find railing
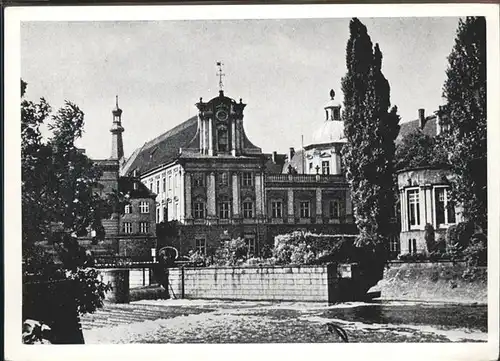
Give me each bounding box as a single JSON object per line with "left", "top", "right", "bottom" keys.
{"left": 265, "top": 174, "right": 346, "bottom": 184}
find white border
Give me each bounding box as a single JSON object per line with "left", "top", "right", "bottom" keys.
{"left": 5, "top": 4, "right": 500, "bottom": 361}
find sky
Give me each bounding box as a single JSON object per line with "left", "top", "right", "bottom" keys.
{"left": 21, "top": 17, "right": 460, "bottom": 160}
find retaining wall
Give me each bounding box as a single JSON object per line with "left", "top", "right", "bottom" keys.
{"left": 168, "top": 264, "right": 352, "bottom": 302}
{"left": 369, "top": 261, "right": 487, "bottom": 303}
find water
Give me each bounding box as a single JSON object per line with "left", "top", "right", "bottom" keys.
{"left": 319, "top": 301, "right": 487, "bottom": 332}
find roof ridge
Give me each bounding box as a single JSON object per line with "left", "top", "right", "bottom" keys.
{"left": 142, "top": 116, "right": 198, "bottom": 150}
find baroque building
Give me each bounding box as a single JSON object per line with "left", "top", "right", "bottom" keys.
{"left": 120, "top": 88, "right": 356, "bottom": 258}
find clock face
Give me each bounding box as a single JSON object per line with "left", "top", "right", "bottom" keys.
{"left": 216, "top": 109, "right": 228, "bottom": 121}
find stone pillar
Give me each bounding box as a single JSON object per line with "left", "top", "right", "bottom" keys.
{"left": 103, "top": 269, "right": 130, "bottom": 303}
{"left": 345, "top": 188, "right": 352, "bottom": 216}
{"left": 255, "top": 173, "right": 264, "bottom": 217}
{"left": 208, "top": 118, "right": 213, "bottom": 156}
{"left": 235, "top": 119, "right": 241, "bottom": 153}
{"left": 419, "top": 187, "right": 426, "bottom": 230}
{"left": 315, "top": 188, "right": 323, "bottom": 223}
{"left": 184, "top": 172, "right": 192, "bottom": 220}
{"left": 231, "top": 119, "right": 237, "bottom": 156}
{"left": 207, "top": 172, "right": 216, "bottom": 217}
{"left": 423, "top": 185, "right": 433, "bottom": 227}
{"left": 287, "top": 189, "right": 294, "bottom": 223}
{"left": 199, "top": 117, "right": 204, "bottom": 152}
{"left": 232, "top": 172, "right": 240, "bottom": 217}
{"left": 400, "top": 189, "right": 407, "bottom": 232}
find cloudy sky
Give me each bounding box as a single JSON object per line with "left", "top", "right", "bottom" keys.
{"left": 21, "top": 17, "right": 460, "bottom": 159}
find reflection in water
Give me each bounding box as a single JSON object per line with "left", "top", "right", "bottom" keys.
{"left": 320, "top": 303, "right": 487, "bottom": 332}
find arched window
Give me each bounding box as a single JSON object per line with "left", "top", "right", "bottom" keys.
{"left": 217, "top": 126, "right": 229, "bottom": 152}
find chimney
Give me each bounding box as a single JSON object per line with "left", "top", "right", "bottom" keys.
{"left": 418, "top": 108, "right": 426, "bottom": 129}
{"left": 272, "top": 151, "right": 277, "bottom": 163}
{"left": 289, "top": 147, "right": 295, "bottom": 160}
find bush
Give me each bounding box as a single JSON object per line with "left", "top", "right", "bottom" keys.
{"left": 212, "top": 237, "right": 249, "bottom": 266}
{"left": 397, "top": 252, "right": 427, "bottom": 261}
{"left": 446, "top": 221, "right": 475, "bottom": 248}
{"left": 424, "top": 223, "right": 436, "bottom": 253}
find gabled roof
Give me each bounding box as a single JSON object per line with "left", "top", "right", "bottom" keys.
{"left": 121, "top": 116, "right": 198, "bottom": 176}
{"left": 263, "top": 153, "right": 287, "bottom": 174}
{"left": 282, "top": 149, "right": 306, "bottom": 174}
{"left": 118, "top": 176, "right": 155, "bottom": 198}
{"left": 396, "top": 115, "right": 438, "bottom": 144}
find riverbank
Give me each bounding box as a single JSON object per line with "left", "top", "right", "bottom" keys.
{"left": 369, "top": 261, "right": 487, "bottom": 304}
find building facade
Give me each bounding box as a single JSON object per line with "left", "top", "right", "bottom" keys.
{"left": 121, "top": 89, "right": 356, "bottom": 257}
{"left": 396, "top": 108, "right": 462, "bottom": 255}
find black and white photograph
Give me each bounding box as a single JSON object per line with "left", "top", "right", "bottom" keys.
{"left": 4, "top": 3, "right": 499, "bottom": 361}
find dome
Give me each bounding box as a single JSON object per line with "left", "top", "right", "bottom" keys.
{"left": 312, "top": 120, "right": 346, "bottom": 144}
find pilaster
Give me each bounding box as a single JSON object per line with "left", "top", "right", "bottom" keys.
{"left": 315, "top": 188, "right": 323, "bottom": 223}
{"left": 232, "top": 172, "right": 240, "bottom": 217}
{"left": 287, "top": 189, "right": 294, "bottom": 223}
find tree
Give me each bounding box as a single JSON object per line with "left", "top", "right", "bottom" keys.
{"left": 395, "top": 130, "right": 448, "bottom": 170}
{"left": 22, "top": 80, "right": 113, "bottom": 343}
{"left": 441, "top": 16, "right": 487, "bottom": 231}
{"left": 341, "top": 18, "right": 400, "bottom": 250}
{"left": 22, "top": 82, "right": 112, "bottom": 264}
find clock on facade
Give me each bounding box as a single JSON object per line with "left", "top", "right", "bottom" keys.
{"left": 216, "top": 109, "right": 229, "bottom": 121}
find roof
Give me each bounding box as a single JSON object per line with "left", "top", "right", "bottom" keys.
{"left": 118, "top": 176, "right": 155, "bottom": 198}
{"left": 282, "top": 149, "right": 306, "bottom": 174}
{"left": 312, "top": 120, "right": 346, "bottom": 144}
{"left": 396, "top": 115, "right": 438, "bottom": 144}
{"left": 263, "top": 153, "right": 287, "bottom": 174}
{"left": 121, "top": 116, "right": 198, "bottom": 176}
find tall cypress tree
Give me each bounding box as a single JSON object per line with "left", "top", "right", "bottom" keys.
{"left": 441, "top": 16, "right": 487, "bottom": 231}
{"left": 341, "top": 18, "right": 400, "bottom": 248}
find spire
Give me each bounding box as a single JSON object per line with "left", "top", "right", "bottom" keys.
{"left": 216, "top": 61, "right": 225, "bottom": 94}
{"left": 110, "top": 95, "right": 124, "bottom": 160}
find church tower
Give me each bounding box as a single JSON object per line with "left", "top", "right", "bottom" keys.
{"left": 110, "top": 96, "right": 124, "bottom": 160}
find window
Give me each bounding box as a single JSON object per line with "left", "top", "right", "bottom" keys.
{"left": 193, "top": 173, "right": 205, "bottom": 187}
{"left": 435, "top": 187, "right": 456, "bottom": 226}
{"left": 322, "top": 161, "right": 330, "bottom": 175}
{"left": 243, "top": 201, "right": 254, "bottom": 218}
{"left": 408, "top": 238, "right": 417, "bottom": 254}
{"left": 241, "top": 172, "right": 253, "bottom": 187}
{"left": 219, "top": 172, "right": 229, "bottom": 186}
{"left": 245, "top": 235, "right": 256, "bottom": 256}
{"left": 219, "top": 201, "right": 230, "bottom": 219}
{"left": 162, "top": 178, "right": 166, "bottom": 193}
{"left": 139, "top": 222, "right": 150, "bottom": 234}
{"left": 139, "top": 201, "right": 149, "bottom": 214}
{"left": 407, "top": 189, "right": 420, "bottom": 228}
{"left": 195, "top": 238, "right": 206, "bottom": 255}
{"left": 174, "top": 173, "right": 179, "bottom": 190}
{"left": 271, "top": 200, "right": 283, "bottom": 218}
{"left": 122, "top": 222, "right": 132, "bottom": 234}
{"left": 329, "top": 200, "right": 340, "bottom": 219}
{"left": 168, "top": 176, "right": 172, "bottom": 190}
{"left": 299, "top": 201, "right": 310, "bottom": 218}
{"left": 309, "top": 163, "right": 313, "bottom": 171}
{"left": 194, "top": 201, "right": 205, "bottom": 219}
{"left": 156, "top": 208, "right": 160, "bottom": 223}
{"left": 163, "top": 206, "right": 168, "bottom": 222}
{"left": 156, "top": 180, "right": 160, "bottom": 194}
{"left": 333, "top": 107, "right": 341, "bottom": 120}
{"left": 217, "top": 126, "right": 229, "bottom": 152}
{"left": 124, "top": 204, "right": 132, "bottom": 214}
{"left": 149, "top": 182, "right": 153, "bottom": 192}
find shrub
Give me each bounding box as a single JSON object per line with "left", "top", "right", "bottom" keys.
{"left": 424, "top": 223, "right": 436, "bottom": 253}
{"left": 212, "top": 237, "right": 249, "bottom": 266}
{"left": 446, "top": 221, "right": 475, "bottom": 248}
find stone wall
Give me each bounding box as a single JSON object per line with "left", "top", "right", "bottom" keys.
{"left": 369, "top": 261, "right": 487, "bottom": 303}
{"left": 168, "top": 264, "right": 345, "bottom": 302}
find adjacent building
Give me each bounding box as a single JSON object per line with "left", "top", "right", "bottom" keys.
{"left": 396, "top": 108, "right": 462, "bottom": 255}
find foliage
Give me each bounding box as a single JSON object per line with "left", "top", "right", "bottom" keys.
{"left": 441, "top": 17, "right": 487, "bottom": 231}
{"left": 446, "top": 221, "right": 475, "bottom": 248}
{"left": 272, "top": 231, "right": 359, "bottom": 265}
{"left": 395, "top": 130, "right": 448, "bottom": 170}
{"left": 463, "top": 232, "right": 487, "bottom": 268}
{"left": 341, "top": 18, "right": 400, "bottom": 249}
{"left": 212, "top": 237, "right": 249, "bottom": 266}
{"left": 424, "top": 223, "right": 436, "bottom": 253}
{"left": 21, "top": 80, "right": 112, "bottom": 318}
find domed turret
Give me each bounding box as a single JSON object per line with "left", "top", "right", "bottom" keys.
{"left": 311, "top": 90, "right": 345, "bottom": 144}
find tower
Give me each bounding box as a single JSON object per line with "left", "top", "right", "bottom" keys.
{"left": 110, "top": 95, "right": 124, "bottom": 160}
{"left": 324, "top": 89, "right": 342, "bottom": 121}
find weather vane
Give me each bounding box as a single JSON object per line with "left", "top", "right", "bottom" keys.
{"left": 216, "top": 61, "right": 225, "bottom": 91}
